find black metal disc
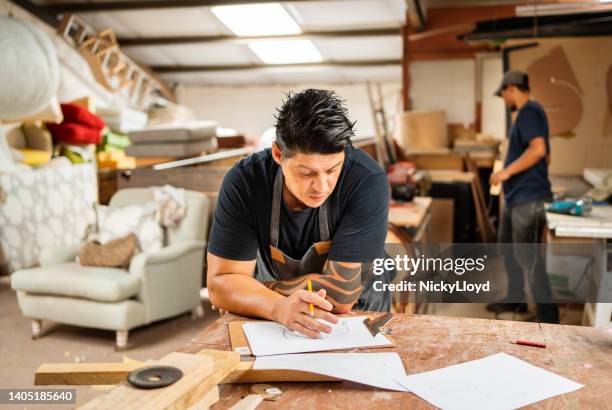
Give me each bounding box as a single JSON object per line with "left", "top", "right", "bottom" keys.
{"left": 127, "top": 366, "right": 183, "bottom": 389}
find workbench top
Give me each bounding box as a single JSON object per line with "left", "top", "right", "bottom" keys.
{"left": 547, "top": 205, "right": 612, "bottom": 238}
{"left": 178, "top": 313, "right": 612, "bottom": 409}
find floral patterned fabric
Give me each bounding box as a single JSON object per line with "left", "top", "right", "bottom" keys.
{"left": 0, "top": 163, "right": 97, "bottom": 274}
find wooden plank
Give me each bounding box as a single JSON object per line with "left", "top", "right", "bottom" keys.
{"left": 402, "top": 19, "right": 412, "bottom": 112}
{"left": 80, "top": 352, "right": 214, "bottom": 409}
{"left": 465, "top": 154, "right": 495, "bottom": 242}
{"left": 221, "top": 361, "right": 340, "bottom": 384}
{"left": 36, "top": 350, "right": 240, "bottom": 388}
{"left": 228, "top": 321, "right": 252, "bottom": 356}
{"left": 187, "top": 386, "right": 219, "bottom": 410}
{"left": 35, "top": 362, "right": 142, "bottom": 385}
{"left": 428, "top": 170, "right": 475, "bottom": 183}
{"left": 195, "top": 349, "right": 241, "bottom": 387}
{"left": 152, "top": 148, "right": 252, "bottom": 170}
{"left": 118, "top": 166, "right": 231, "bottom": 193}
{"left": 177, "top": 345, "right": 340, "bottom": 383}
{"left": 489, "top": 159, "right": 503, "bottom": 196}
{"left": 389, "top": 205, "right": 427, "bottom": 228}
{"left": 229, "top": 394, "right": 263, "bottom": 410}
{"left": 407, "top": 153, "right": 465, "bottom": 171}
{"left": 388, "top": 197, "right": 432, "bottom": 228}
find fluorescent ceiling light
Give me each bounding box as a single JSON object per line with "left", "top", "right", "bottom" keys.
{"left": 248, "top": 40, "right": 323, "bottom": 64}
{"left": 211, "top": 3, "right": 301, "bottom": 37}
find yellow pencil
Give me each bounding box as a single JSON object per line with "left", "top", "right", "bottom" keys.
{"left": 307, "top": 279, "right": 315, "bottom": 316}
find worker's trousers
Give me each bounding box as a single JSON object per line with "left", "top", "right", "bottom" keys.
{"left": 499, "top": 200, "right": 559, "bottom": 323}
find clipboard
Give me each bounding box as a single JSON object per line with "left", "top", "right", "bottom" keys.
{"left": 228, "top": 319, "right": 396, "bottom": 357}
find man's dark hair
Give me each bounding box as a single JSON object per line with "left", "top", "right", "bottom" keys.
{"left": 274, "top": 89, "right": 355, "bottom": 156}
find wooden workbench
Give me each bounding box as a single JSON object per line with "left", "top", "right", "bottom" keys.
{"left": 546, "top": 206, "right": 612, "bottom": 329}
{"left": 177, "top": 313, "right": 612, "bottom": 409}
{"left": 388, "top": 196, "right": 432, "bottom": 229}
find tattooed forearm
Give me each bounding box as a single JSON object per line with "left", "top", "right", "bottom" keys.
{"left": 265, "top": 260, "right": 363, "bottom": 305}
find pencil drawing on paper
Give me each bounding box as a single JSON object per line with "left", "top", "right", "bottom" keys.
{"left": 283, "top": 319, "right": 349, "bottom": 339}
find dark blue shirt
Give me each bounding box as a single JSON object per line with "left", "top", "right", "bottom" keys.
{"left": 208, "top": 146, "right": 389, "bottom": 267}
{"left": 503, "top": 100, "right": 553, "bottom": 208}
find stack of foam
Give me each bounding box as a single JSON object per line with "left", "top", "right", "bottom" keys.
{"left": 97, "top": 108, "right": 148, "bottom": 133}
{"left": 96, "top": 130, "right": 135, "bottom": 169}
{"left": 126, "top": 121, "right": 218, "bottom": 158}
{"left": 46, "top": 103, "right": 104, "bottom": 164}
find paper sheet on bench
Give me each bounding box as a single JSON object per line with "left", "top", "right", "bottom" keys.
{"left": 396, "top": 352, "right": 583, "bottom": 410}
{"left": 253, "top": 352, "right": 409, "bottom": 391}
{"left": 242, "top": 316, "right": 392, "bottom": 356}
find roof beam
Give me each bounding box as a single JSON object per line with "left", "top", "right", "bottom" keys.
{"left": 41, "top": 0, "right": 335, "bottom": 14}
{"left": 118, "top": 28, "right": 401, "bottom": 47}
{"left": 151, "top": 59, "right": 401, "bottom": 73}
{"left": 460, "top": 12, "right": 612, "bottom": 41}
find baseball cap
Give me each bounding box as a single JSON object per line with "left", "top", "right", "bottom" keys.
{"left": 494, "top": 70, "right": 529, "bottom": 97}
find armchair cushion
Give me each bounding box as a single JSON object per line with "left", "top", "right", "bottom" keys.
{"left": 11, "top": 262, "right": 139, "bottom": 302}
{"left": 96, "top": 202, "right": 163, "bottom": 253}
{"left": 39, "top": 244, "right": 80, "bottom": 267}
{"left": 133, "top": 240, "right": 206, "bottom": 267}
{"left": 79, "top": 233, "right": 138, "bottom": 268}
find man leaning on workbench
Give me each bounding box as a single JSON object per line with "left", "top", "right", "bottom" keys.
{"left": 207, "top": 89, "right": 392, "bottom": 338}
{"left": 488, "top": 70, "right": 559, "bottom": 324}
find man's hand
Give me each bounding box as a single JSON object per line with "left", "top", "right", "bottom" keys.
{"left": 266, "top": 261, "right": 363, "bottom": 313}
{"left": 490, "top": 169, "right": 511, "bottom": 186}
{"left": 271, "top": 289, "right": 339, "bottom": 338}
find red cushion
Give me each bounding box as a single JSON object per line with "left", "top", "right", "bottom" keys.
{"left": 60, "top": 103, "right": 105, "bottom": 130}
{"left": 46, "top": 122, "right": 103, "bottom": 145}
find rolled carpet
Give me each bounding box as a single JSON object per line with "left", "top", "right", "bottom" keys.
{"left": 0, "top": 16, "right": 60, "bottom": 119}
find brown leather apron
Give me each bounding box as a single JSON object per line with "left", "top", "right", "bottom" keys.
{"left": 268, "top": 167, "right": 331, "bottom": 280}
{"left": 255, "top": 166, "right": 391, "bottom": 312}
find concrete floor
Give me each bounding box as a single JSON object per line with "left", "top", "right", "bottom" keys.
{"left": 0, "top": 276, "right": 219, "bottom": 409}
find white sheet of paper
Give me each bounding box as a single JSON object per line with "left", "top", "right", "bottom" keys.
{"left": 242, "top": 316, "right": 392, "bottom": 356}
{"left": 253, "top": 352, "right": 409, "bottom": 392}
{"left": 396, "top": 352, "right": 583, "bottom": 410}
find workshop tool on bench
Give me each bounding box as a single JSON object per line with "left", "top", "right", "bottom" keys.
{"left": 127, "top": 365, "right": 183, "bottom": 389}
{"left": 363, "top": 313, "right": 394, "bottom": 337}
{"left": 547, "top": 198, "right": 592, "bottom": 216}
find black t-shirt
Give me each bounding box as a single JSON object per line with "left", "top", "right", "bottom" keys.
{"left": 208, "top": 146, "right": 389, "bottom": 277}
{"left": 503, "top": 100, "right": 553, "bottom": 208}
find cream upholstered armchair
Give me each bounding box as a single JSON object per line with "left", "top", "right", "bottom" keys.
{"left": 10, "top": 188, "right": 208, "bottom": 349}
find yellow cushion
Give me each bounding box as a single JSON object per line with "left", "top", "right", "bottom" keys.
{"left": 20, "top": 149, "right": 51, "bottom": 166}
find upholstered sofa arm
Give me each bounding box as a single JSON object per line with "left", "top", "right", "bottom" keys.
{"left": 128, "top": 240, "right": 206, "bottom": 323}
{"left": 144, "top": 240, "right": 206, "bottom": 265}
{"left": 39, "top": 244, "right": 81, "bottom": 267}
